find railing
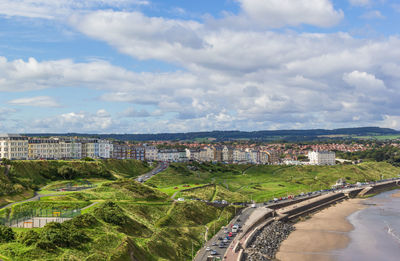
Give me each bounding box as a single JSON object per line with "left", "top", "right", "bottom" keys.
{"left": 0, "top": 208, "right": 81, "bottom": 228}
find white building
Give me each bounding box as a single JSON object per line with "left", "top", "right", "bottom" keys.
{"left": 158, "top": 149, "right": 180, "bottom": 162}
{"left": 0, "top": 134, "right": 29, "bottom": 160}
{"left": 233, "top": 149, "right": 246, "bottom": 163}
{"left": 28, "top": 138, "right": 60, "bottom": 159}
{"left": 81, "top": 139, "right": 112, "bottom": 159}
{"left": 308, "top": 151, "right": 336, "bottom": 165}
{"left": 144, "top": 146, "right": 158, "bottom": 161}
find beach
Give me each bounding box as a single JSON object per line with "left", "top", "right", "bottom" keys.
{"left": 276, "top": 198, "right": 366, "bottom": 261}
{"left": 391, "top": 190, "right": 400, "bottom": 197}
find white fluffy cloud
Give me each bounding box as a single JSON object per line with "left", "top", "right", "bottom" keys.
{"left": 30, "top": 109, "right": 113, "bottom": 132}
{"left": 0, "top": 0, "right": 149, "bottom": 19}
{"left": 235, "top": 0, "right": 344, "bottom": 28}
{"left": 8, "top": 96, "right": 60, "bottom": 107}
{"left": 1, "top": 1, "right": 400, "bottom": 132}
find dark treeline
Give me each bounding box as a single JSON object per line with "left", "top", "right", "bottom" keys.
{"left": 26, "top": 127, "right": 399, "bottom": 142}
{"left": 337, "top": 146, "right": 400, "bottom": 167}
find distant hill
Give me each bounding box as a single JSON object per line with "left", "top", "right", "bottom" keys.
{"left": 25, "top": 127, "right": 400, "bottom": 142}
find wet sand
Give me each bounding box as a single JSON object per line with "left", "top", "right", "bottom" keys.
{"left": 391, "top": 191, "right": 400, "bottom": 198}
{"left": 276, "top": 199, "right": 366, "bottom": 261}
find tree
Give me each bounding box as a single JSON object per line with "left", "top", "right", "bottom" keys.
{"left": 0, "top": 225, "right": 15, "bottom": 243}
{"left": 57, "top": 166, "right": 77, "bottom": 180}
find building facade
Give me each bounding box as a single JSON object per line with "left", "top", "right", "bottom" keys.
{"left": 0, "top": 134, "right": 29, "bottom": 160}
{"left": 308, "top": 151, "right": 336, "bottom": 165}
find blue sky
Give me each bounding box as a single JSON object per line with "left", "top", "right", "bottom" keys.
{"left": 1, "top": 0, "right": 400, "bottom": 133}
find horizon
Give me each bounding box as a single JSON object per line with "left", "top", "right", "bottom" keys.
{"left": 1, "top": 1, "right": 400, "bottom": 133}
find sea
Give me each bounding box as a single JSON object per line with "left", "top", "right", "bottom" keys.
{"left": 333, "top": 189, "right": 400, "bottom": 261}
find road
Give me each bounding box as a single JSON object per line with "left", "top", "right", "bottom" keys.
{"left": 135, "top": 161, "right": 168, "bottom": 183}
{"left": 194, "top": 207, "right": 256, "bottom": 261}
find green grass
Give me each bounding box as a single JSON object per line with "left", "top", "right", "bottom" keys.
{"left": 355, "top": 134, "right": 400, "bottom": 140}
{"left": 0, "top": 159, "right": 152, "bottom": 207}
{"left": 148, "top": 161, "right": 400, "bottom": 202}
{"left": 0, "top": 179, "right": 235, "bottom": 261}
{"left": 1, "top": 160, "right": 398, "bottom": 261}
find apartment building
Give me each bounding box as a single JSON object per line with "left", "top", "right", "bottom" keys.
{"left": 158, "top": 149, "right": 180, "bottom": 162}
{"left": 112, "top": 143, "right": 130, "bottom": 159}
{"left": 81, "top": 139, "right": 112, "bottom": 159}
{"left": 222, "top": 146, "right": 233, "bottom": 163}
{"left": 28, "top": 138, "right": 60, "bottom": 159}
{"left": 233, "top": 149, "right": 246, "bottom": 163}
{"left": 308, "top": 150, "right": 336, "bottom": 165}
{"left": 132, "top": 146, "right": 145, "bottom": 161}
{"left": 144, "top": 146, "right": 158, "bottom": 161}
{"left": 0, "top": 134, "right": 28, "bottom": 160}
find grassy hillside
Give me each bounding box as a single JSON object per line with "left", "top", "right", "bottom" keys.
{"left": 0, "top": 159, "right": 152, "bottom": 207}
{"left": 147, "top": 162, "right": 400, "bottom": 202}
{"left": 0, "top": 179, "right": 236, "bottom": 261}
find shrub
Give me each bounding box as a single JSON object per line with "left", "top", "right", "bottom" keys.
{"left": 17, "top": 230, "right": 40, "bottom": 246}
{"left": 0, "top": 225, "right": 15, "bottom": 243}
{"left": 57, "top": 166, "right": 78, "bottom": 180}
{"left": 39, "top": 221, "right": 91, "bottom": 250}
{"left": 65, "top": 213, "right": 98, "bottom": 228}
{"left": 94, "top": 202, "right": 128, "bottom": 226}
{"left": 82, "top": 157, "right": 95, "bottom": 161}
{"left": 36, "top": 240, "right": 57, "bottom": 251}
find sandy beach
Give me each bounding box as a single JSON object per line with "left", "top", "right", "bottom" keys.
{"left": 276, "top": 199, "right": 366, "bottom": 261}
{"left": 391, "top": 190, "right": 400, "bottom": 198}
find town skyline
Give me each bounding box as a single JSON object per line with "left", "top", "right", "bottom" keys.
{"left": 1, "top": 0, "right": 400, "bottom": 133}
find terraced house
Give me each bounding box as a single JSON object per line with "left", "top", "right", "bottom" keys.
{"left": 0, "top": 134, "right": 28, "bottom": 160}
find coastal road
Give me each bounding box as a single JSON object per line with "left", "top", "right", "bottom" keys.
{"left": 135, "top": 161, "right": 168, "bottom": 183}
{"left": 194, "top": 207, "right": 256, "bottom": 261}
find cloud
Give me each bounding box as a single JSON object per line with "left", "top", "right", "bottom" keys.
{"left": 2, "top": 4, "right": 400, "bottom": 132}
{"left": 30, "top": 109, "right": 113, "bottom": 132}
{"left": 349, "top": 0, "right": 372, "bottom": 6}
{"left": 343, "top": 71, "right": 385, "bottom": 90}
{"left": 0, "top": 0, "right": 149, "bottom": 19}
{"left": 234, "top": 0, "right": 344, "bottom": 28}
{"left": 8, "top": 96, "right": 60, "bottom": 107}
{"left": 361, "top": 10, "right": 385, "bottom": 19}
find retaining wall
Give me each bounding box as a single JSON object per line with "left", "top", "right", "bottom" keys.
{"left": 279, "top": 193, "right": 347, "bottom": 221}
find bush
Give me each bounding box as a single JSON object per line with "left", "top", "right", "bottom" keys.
{"left": 0, "top": 225, "right": 15, "bottom": 243}
{"left": 39, "top": 221, "right": 91, "bottom": 250}
{"left": 17, "top": 230, "right": 40, "bottom": 246}
{"left": 94, "top": 202, "right": 128, "bottom": 226}
{"left": 82, "top": 157, "right": 95, "bottom": 161}
{"left": 36, "top": 240, "right": 57, "bottom": 251}
{"left": 57, "top": 166, "right": 78, "bottom": 180}
{"left": 65, "top": 213, "right": 98, "bottom": 228}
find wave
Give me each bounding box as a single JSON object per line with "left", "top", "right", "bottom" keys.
{"left": 385, "top": 221, "right": 400, "bottom": 244}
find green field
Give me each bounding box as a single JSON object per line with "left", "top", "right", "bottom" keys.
{"left": 0, "top": 159, "right": 153, "bottom": 207}
{"left": 0, "top": 179, "right": 236, "bottom": 261}
{"left": 0, "top": 160, "right": 399, "bottom": 260}
{"left": 147, "top": 161, "right": 400, "bottom": 202}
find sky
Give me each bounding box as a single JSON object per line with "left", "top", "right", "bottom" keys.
{"left": 1, "top": 0, "right": 400, "bottom": 134}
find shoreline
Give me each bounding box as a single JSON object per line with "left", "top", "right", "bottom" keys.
{"left": 275, "top": 198, "right": 366, "bottom": 261}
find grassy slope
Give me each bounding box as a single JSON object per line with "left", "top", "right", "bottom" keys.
{"left": 1, "top": 160, "right": 398, "bottom": 261}
{"left": 147, "top": 162, "right": 400, "bottom": 202}
{"left": 0, "top": 179, "right": 236, "bottom": 261}
{"left": 0, "top": 159, "right": 152, "bottom": 207}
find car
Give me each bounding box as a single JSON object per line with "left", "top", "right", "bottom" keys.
{"left": 210, "top": 250, "right": 218, "bottom": 255}
{"left": 219, "top": 243, "right": 225, "bottom": 248}
{"left": 212, "top": 242, "right": 217, "bottom": 246}
{"left": 218, "top": 237, "right": 223, "bottom": 240}
{"left": 206, "top": 247, "right": 211, "bottom": 251}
